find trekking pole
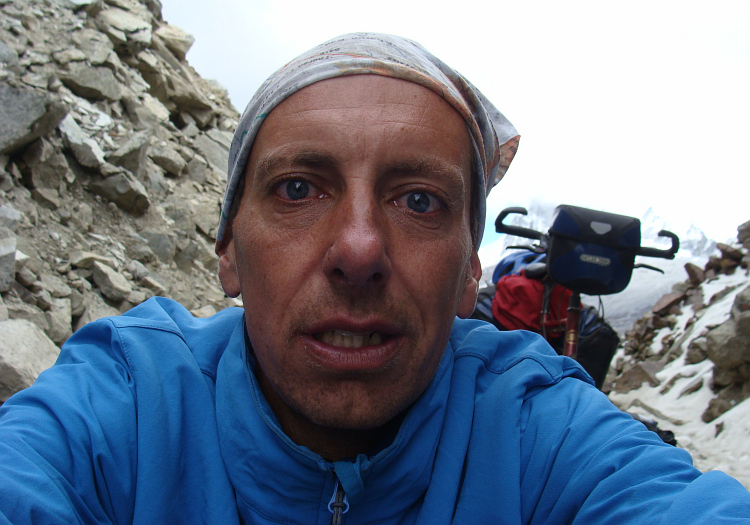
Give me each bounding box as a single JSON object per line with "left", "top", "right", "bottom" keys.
{"left": 563, "top": 292, "right": 581, "bottom": 359}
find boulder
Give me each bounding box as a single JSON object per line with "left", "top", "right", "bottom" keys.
{"left": 92, "top": 260, "right": 132, "bottom": 301}
{"left": 154, "top": 24, "right": 194, "bottom": 61}
{"left": 45, "top": 297, "right": 72, "bottom": 345}
{"left": 611, "top": 361, "right": 664, "bottom": 393}
{"left": 0, "top": 319, "right": 60, "bottom": 402}
{"left": 140, "top": 230, "right": 175, "bottom": 262}
{"left": 149, "top": 142, "right": 186, "bottom": 176}
{"left": 58, "top": 115, "right": 106, "bottom": 168}
{"left": 59, "top": 63, "right": 122, "bottom": 101}
{"left": 0, "top": 83, "right": 68, "bottom": 155}
{"left": 107, "top": 131, "right": 151, "bottom": 179}
{"left": 72, "top": 28, "right": 114, "bottom": 66}
{"left": 73, "top": 291, "right": 119, "bottom": 332}
{"left": 89, "top": 171, "right": 150, "bottom": 215}
{"left": 31, "top": 188, "right": 61, "bottom": 210}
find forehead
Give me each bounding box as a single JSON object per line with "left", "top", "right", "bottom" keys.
{"left": 249, "top": 75, "right": 473, "bottom": 184}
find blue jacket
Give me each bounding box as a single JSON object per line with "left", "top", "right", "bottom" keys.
{"left": 1, "top": 297, "right": 748, "bottom": 524}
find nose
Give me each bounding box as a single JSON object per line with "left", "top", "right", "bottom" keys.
{"left": 323, "top": 196, "right": 392, "bottom": 288}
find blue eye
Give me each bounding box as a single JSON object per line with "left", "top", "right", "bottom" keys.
{"left": 283, "top": 180, "right": 309, "bottom": 200}
{"left": 406, "top": 192, "right": 436, "bottom": 213}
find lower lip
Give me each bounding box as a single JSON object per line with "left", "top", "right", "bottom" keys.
{"left": 303, "top": 335, "right": 400, "bottom": 372}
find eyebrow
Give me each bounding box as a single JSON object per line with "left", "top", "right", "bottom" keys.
{"left": 385, "top": 157, "right": 468, "bottom": 202}
{"left": 254, "top": 150, "right": 340, "bottom": 180}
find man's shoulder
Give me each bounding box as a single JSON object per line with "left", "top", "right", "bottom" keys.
{"left": 69, "top": 297, "right": 246, "bottom": 379}
{"left": 448, "top": 318, "right": 593, "bottom": 390}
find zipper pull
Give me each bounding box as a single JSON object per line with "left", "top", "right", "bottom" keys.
{"left": 328, "top": 479, "right": 349, "bottom": 525}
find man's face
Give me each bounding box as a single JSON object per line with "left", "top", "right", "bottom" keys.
{"left": 218, "top": 75, "right": 481, "bottom": 440}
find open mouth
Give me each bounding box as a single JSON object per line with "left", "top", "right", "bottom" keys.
{"left": 315, "top": 330, "right": 385, "bottom": 349}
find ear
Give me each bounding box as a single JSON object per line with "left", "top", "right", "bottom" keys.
{"left": 456, "top": 250, "right": 482, "bottom": 319}
{"left": 216, "top": 226, "right": 241, "bottom": 298}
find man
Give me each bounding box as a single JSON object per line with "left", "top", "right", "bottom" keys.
{"left": 1, "top": 33, "right": 749, "bottom": 524}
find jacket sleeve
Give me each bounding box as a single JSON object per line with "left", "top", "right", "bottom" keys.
{"left": 519, "top": 377, "right": 750, "bottom": 524}
{"left": 0, "top": 319, "right": 138, "bottom": 525}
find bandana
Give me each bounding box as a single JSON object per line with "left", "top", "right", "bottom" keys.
{"left": 217, "top": 32, "right": 520, "bottom": 247}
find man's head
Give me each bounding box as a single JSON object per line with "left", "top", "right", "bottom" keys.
{"left": 215, "top": 34, "right": 519, "bottom": 459}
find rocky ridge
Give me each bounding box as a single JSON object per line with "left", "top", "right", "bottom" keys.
{"left": 1, "top": 0, "right": 241, "bottom": 400}
{"left": 607, "top": 220, "right": 750, "bottom": 486}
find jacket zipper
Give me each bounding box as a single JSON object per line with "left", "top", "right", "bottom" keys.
{"left": 327, "top": 469, "right": 349, "bottom": 525}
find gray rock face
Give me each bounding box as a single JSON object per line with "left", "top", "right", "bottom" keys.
{"left": 89, "top": 171, "right": 150, "bottom": 215}
{"left": 0, "top": 319, "right": 60, "bottom": 402}
{"left": 0, "top": 83, "right": 68, "bottom": 155}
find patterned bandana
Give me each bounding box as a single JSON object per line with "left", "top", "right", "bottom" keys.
{"left": 217, "top": 32, "right": 520, "bottom": 247}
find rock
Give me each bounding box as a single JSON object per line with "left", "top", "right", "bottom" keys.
{"left": 45, "top": 297, "right": 72, "bottom": 345}
{"left": 0, "top": 319, "right": 59, "bottom": 402}
{"left": 59, "top": 63, "right": 121, "bottom": 101}
{"left": 89, "top": 171, "right": 150, "bottom": 215}
{"left": 612, "top": 361, "right": 664, "bottom": 393}
{"left": 0, "top": 204, "right": 21, "bottom": 232}
{"left": 58, "top": 115, "right": 106, "bottom": 168}
{"left": 98, "top": 7, "right": 152, "bottom": 49}
{"left": 706, "top": 318, "right": 750, "bottom": 371}
{"left": 52, "top": 48, "right": 87, "bottom": 64}
{"left": 24, "top": 147, "right": 71, "bottom": 190}
{"left": 140, "top": 230, "right": 175, "bottom": 262}
{"left": 0, "top": 83, "right": 68, "bottom": 155}
{"left": 72, "top": 28, "right": 114, "bottom": 66}
{"left": 684, "top": 262, "right": 705, "bottom": 286}
{"left": 185, "top": 155, "right": 209, "bottom": 184}
{"left": 123, "top": 93, "right": 170, "bottom": 129}
{"left": 107, "top": 131, "right": 151, "bottom": 179}
{"left": 0, "top": 296, "right": 7, "bottom": 321}
{"left": 0, "top": 232, "right": 16, "bottom": 293}
{"left": 194, "top": 133, "right": 229, "bottom": 174}
{"left": 40, "top": 272, "right": 72, "bottom": 298}
{"left": 92, "top": 260, "right": 132, "bottom": 301}
{"left": 73, "top": 291, "right": 119, "bottom": 332}
{"left": 0, "top": 40, "right": 19, "bottom": 67}
{"left": 31, "top": 188, "right": 61, "bottom": 210}
{"left": 717, "top": 243, "right": 744, "bottom": 262}
{"left": 149, "top": 142, "right": 186, "bottom": 176}
{"left": 685, "top": 337, "right": 708, "bottom": 364}
{"left": 174, "top": 237, "right": 215, "bottom": 273}
{"left": 139, "top": 274, "right": 166, "bottom": 296}
{"left": 651, "top": 292, "right": 685, "bottom": 315}
{"left": 191, "top": 304, "right": 216, "bottom": 318}
{"left": 738, "top": 220, "right": 750, "bottom": 248}
{"left": 4, "top": 295, "right": 47, "bottom": 330}
{"left": 154, "top": 24, "right": 194, "bottom": 61}
{"left": 69, "top": 250, "right": 117, "bottom": 270}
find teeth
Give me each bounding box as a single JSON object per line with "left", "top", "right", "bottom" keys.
{"left": 318, "top": 330, "right": 384, "bottom": 348}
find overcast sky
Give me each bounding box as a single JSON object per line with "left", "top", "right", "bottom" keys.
{"left": 160, "top": 0, "right": 750, "bottom": 246}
